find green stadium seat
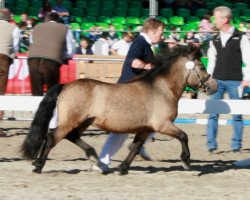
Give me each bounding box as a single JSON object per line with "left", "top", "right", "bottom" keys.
{"left": 86, "top": 7, "right": 99, "bottom": 17}
{"left": 83, "top": 16, "right": 97, "bottom": 22}
{"left": 234, "top": 2, "right": 248, "bottom": 11}
{"left": 70, "top": 7, "right": 84, "bottom": 17}
{"left": 243, "top": 9, "right": 250, "bottom": 18}
{"left": 100, "top": 7, "right": 113, "bottom": 17}
{"left": 13, "top": 15, "right": 22, "bottom": 23}
{"left": 113, "top": 17, "right": 126, "bottom": 24}
{"left": 62, "top": 0, "right": 72, "bottom": 10}
{"left": 81, "top": 22, "right": 95, "bottom": 30}
{"left": 169, "top": 16, "right": 184, "bottom": 26}
{"left": 127, "top": 8, "right": 141, "bottom": 17}
{"left": 95, "top": 22, "right": 109, "bottom": 30}
{"left": 213, "top": 0, "right": 226, "bottom": 4}
{"left": 112, "top": 23, "right": 124, "bottom": 31}
{"left": 141, "top": 8, "right": 149, "bottom": 17}
{"left": 29, "top": 0, "right": 43, "bottom": 7}
{"left": 74, "top": 16, "right": 83, "bottom": 24}
{"left": 114, "top": 7, "right": 127, "bottom": 17}
{"left": 102, "top": 1, "right": 114, "bottom": 9}
{"left": 221, "top": 2, "right": 233, "bottom": 8}
{"left": 206, "top": 2, "right": 217, "bottom": 10}
{"left": 75, "top": 0, "right": 87, "bottom": 9}
{"left": 129, "top": 1, "right": 142, "bottom": 9}
{"left": 27, "top": 7, "right": 40, "bottom": 16}
{"left": 177, "top": 8, "right": 191, "bottom": 19}
{"left": 195, "top": 9, "right": 209, "bottom": 19}
{"left": 156, "top": 16, "right": 169, "bottom": 25}
{"left": 116, "top": 1, "right": 128, "bottom": 9}
{"left": 70, "top": 22, "right": 81, "bottom": 31}
{"left": 187, "top": 16, "right": 200, "bottom": 24}
{"left": 98, "top": 16, "right": 112, "bottom": 23}
{"left": 232, "top": 9, "right": 241, "bottom": 18}
{"left": 160, "top": 8, "right": 174, "bottom": 18}
{"left": 126, "top": 17, "right": 141, "bottom": 25}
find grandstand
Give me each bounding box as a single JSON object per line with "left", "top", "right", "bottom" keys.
{"left": 3, "top": 0, "right": 250, "bottom": 35}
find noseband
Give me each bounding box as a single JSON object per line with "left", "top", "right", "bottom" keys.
{"left": 185, "top": 61, "right": 211, "bottom": 93}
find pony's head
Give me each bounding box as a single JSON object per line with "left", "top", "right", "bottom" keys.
{"left": 151, "top": 44, "right": 217, "bottom": 95}
{"left": 181, "top": 45, "right": 217, "bottom": 95}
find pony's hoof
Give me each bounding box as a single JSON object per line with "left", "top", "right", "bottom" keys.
{"left": 119, "top": 170, "right": 129, "bottom": 175}
{"left": 32, "top": 168, "right": 42, "bottom": 174}
{"left": 181, "top": 161, "right": 191, "bottom": 170}
{"left": 118, "top": 166, "right": 129, "bottom": 175}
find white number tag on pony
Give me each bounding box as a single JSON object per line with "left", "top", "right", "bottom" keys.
{"left": 185, "top": 61, "right": 195, "bottom": 69}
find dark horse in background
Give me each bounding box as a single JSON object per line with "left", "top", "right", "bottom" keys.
{"left": 20, "top": 45, "right": 217, "bottom": 175}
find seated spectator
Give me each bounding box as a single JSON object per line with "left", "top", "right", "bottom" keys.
{"left": 38, "top": 0, "right": 52, "bottom": 22}
{"left": 110, "top": 32, "right": 134, "bottom": 56}
{"left": 168, "top": 26, "right": 181, "bottom": 42}
{"left": 75, "top": 38, "right": 93, "bottom": 55}
{"left": 238, "top": 22, "right": 247, "bottom": 32}
{"left": 184, "top": 30, "right": 200, "bottom": 46}
{"left": 164, "top": 38, "right": 178, "bottom": 49}
{"left": 20, "top": 12, "right": 28, "bottom": 23}
{"left": 199, "top": 13, "right": 214, "bottom": 41}
{"left": 87, "top": 26, "right": 102, "bottom": 42}
{"left": 52, "top": 0, "right": 70, "bottom": 24}
{"left": 107, "top": 24, "right": 119, "bottom": 46}
{"left": 91, "top": 32, "right": 110, "bottom": 55}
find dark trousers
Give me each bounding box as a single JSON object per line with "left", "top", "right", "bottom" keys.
{"left": 0, "top": 54, "right": 12, "bottom": 95}
{"left": 28, "top": 58, "right": 61, "bottom": 96}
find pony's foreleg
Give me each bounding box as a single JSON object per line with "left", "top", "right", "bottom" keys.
{"left": 66, "top": 130, "right": 98, "bottom": 164}
{"left": 159, "top": 123, "right": 190, "bottom": 170}
{"left": 118, "top": 132, "right": 149, "bottom": 175}
{"left": 32, "top": 133, "right": 55, "bottom": 173}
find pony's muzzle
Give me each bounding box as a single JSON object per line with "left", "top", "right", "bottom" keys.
{"left": 204, "top": 77, "right": 218, "bottom": 95}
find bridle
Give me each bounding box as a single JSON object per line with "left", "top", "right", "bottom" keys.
{"left": 185, "top": 60, "right": 211, "bottom": 93}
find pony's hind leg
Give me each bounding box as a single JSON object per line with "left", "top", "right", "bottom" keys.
{"left": 32, "top": 133, "right": 55, "bottom": 173}
{"left": 118, "top": 132, "right": 149, "bottom": 175}
{"left": 66, "top": 129, "right": 98, "bottom": 165}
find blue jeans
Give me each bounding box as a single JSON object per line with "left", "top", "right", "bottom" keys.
{"left": 207, "top": 80, "right": 243, "bottom": 150}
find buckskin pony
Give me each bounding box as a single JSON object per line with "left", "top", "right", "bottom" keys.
{"left": 20, "top": 45, "right": 217, "bottom": 175}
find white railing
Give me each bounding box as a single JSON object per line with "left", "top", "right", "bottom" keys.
{"left": 1, "top": 95, "right": 250, "bottom": 125}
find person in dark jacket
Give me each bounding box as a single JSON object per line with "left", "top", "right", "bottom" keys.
{"left": 75, "top": 38, "right": 93, "bottom": 55}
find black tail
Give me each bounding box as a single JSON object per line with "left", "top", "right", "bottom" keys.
{"left": 20, "top": 84, "right": 64, "bottom": 160}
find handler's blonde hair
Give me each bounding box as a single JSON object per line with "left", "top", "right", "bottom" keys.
{"left": 142, "top": 17, "right": 165, "bottom": 33}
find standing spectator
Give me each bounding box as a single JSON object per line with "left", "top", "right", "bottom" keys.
{"left": 206, "top": 6, "right": 250, "bottom": 153}
{"left": 28, "top": 12, "right": 74, "bottom": 96}
{"left": 92, "top": 18, "right": 165, "bottom": 173}
{"left": 38, "top": 0, "right": 52, "bottom": 22}
{"left": 18, "top": 21, "right": 31, "bottom": 53}
{"left": 52, "top": 0, "right": 70, "bottom": 24}
{"left": 91, "top": 32, "right": 110, "bottom": 55}
{"left": 110, "top": 32, "right": 134, "bottom": 56}
{"left": 0, "top": 9, "right": 20, "bottom": 133}
{"left": 75, "top": 38, "right": 93, "bottom": 55}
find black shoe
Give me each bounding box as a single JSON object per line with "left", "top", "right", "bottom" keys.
{"left": 208, "top": 148, "right": 217, "bottom": 153}
{"left": 232, "top": 149, "right": 240, "bottom": 153}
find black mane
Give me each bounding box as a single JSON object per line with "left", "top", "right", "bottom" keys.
{"left": 143, "top": 44, "right": 203, "bottom": 79}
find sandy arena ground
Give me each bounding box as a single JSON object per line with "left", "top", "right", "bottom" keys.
{"left": 1, "top": 117, "right": 250, "bottom": 200}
